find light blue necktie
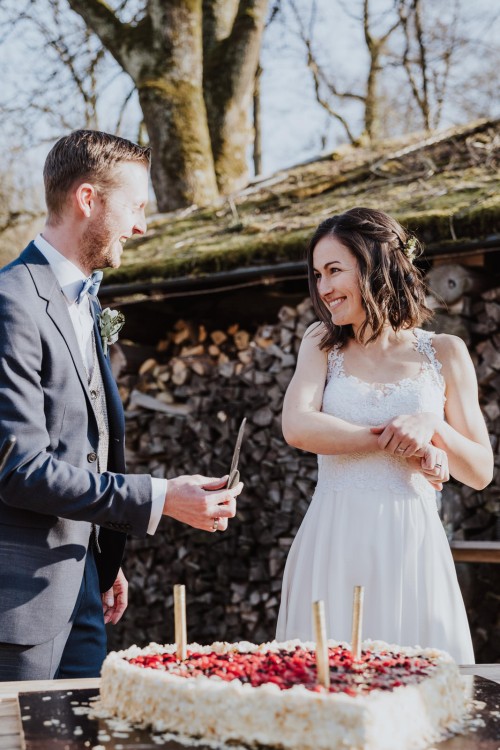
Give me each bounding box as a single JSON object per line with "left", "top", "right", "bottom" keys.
{"left": 77, "top": 271, "right": 103, "bottom": 305}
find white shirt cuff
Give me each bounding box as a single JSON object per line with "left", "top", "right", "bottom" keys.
{"left": 148, "top": 477, "right": 167, "bottom": 535}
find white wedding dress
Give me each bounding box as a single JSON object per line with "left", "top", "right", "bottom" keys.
{"left": 276, "top": 329, "right": 474, "bottom": 664}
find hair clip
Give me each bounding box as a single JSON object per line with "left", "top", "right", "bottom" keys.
{"left": 402, "top": 236, "right": 418, "bottom": 263}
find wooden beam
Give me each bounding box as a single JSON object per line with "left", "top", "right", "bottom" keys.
{"left": 451, "top": 541, "right": 500, "bottom": 564}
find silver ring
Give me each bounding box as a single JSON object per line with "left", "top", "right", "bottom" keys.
{"left": 435, "top": 464, "right": 442, "bottom": 469}
{"left": 212, "top": 517, "right": 219, "bottom": 531}
{"left": 396, "top": 447, "right": 405, "bottom": 453}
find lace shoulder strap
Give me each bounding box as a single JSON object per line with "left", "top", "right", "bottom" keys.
{"left": 413, "top": 329, "right": 442, "bottom": 374}
{"left": 326, "top": 344, "right": 345, "bottom": 381}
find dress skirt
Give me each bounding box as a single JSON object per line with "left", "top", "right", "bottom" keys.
{"left": 276, "top": 486, "right": 475, "bottom": 664}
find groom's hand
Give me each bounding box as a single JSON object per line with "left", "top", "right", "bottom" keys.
{"left": 102, "top": 567, "right": 128, "bottom": 625}
{"left": 163, "top": 474, "right": 242, "bottom": 532}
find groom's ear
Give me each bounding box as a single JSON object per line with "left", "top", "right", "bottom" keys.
{"left": 75, "top": 182, "right": 97, "bottom": 219}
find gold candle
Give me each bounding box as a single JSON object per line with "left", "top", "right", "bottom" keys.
{"left": 313, "top": 600, "right": 330, "bottom": 689}
{"left": 351, "top": 585, "right": 364, "bottom": 661}
{"left": 174, "top": 584, "right": 187, "bottom": 661}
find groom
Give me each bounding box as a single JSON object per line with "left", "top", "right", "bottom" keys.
{"left": 0, "top": 130, "right": 242, "bottom": 681}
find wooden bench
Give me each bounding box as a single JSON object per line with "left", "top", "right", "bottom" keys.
{"left": 451, "top": 541, "right": 500, "bottom": 563}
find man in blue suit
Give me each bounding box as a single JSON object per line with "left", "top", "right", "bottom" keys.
{"left": 0, "top": 130, "right": 242, "bottom": 681}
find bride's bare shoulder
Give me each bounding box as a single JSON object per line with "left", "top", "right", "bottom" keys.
{"left": 298, "top": 322, "right": 329, "bottom": 363}
{"left": 432, "top": 332, "right": 469, "bottom": 361}
{"left": 303, "top": 321, "right": 327, "bottom": 341}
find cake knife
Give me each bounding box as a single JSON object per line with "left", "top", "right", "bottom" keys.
{"left": 227, "top": 418, "right": 246, "bottom": 489}
{"left": 0, "top": 435, "right": 16, "bottom": 473}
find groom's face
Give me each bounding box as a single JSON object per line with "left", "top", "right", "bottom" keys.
{"left": 80, "top": 161, "right": 149, "bottom": 272}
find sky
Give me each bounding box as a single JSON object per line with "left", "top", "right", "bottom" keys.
{"left": 259, "top": 0, "right": 500, "bottom": 174}
{"left": 0, "top": 0, "right": 498, "bottom": 203}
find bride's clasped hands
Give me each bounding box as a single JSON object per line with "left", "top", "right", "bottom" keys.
{"left": 371, "top": 412, "right": 450, "bottom": 490}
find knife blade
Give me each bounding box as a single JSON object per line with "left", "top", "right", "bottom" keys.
{"left": 227, "top": 418, "right": 246, "bottom": 489}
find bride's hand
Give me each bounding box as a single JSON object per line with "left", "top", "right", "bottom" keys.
{"left": 406, "top": 445, "right": 450, "bottom": 489}
{"left": 370, "top": 412, "right": 439, "bottom": 458}
{"left": 421, "top": 444, "right": 450, "bottom": 483}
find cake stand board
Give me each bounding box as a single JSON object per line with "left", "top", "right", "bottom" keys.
{"left": 18, "top": 677, "right": 500, "bottom": 750}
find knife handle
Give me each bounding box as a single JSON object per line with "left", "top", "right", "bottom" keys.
{"left": 227, "top": 468, "right": 240, "bottom": 489}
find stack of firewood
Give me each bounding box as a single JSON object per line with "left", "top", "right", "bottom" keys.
{"left": 450, "top": 283, "right": 500, "bottom": 661}
{"left": 112, "top": 299, "right": 319, "bottom": 650}
{"left": 108, "top": 285, "right": 500, "bottom": 663}
{"left": 440, "top": 283, "right": 500, "bottom": 541}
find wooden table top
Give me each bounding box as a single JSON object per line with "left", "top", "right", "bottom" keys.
{"left": 0, "top": 678, "right": 98, "bottom": 750}
{"left": 1, "top": 668, "right": 499, "bottom": 750}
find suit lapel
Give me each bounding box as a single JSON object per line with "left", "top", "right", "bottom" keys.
{"left": 90, "top": 298, "right": 125, "bottom": 441}
{"left": 21, "top": 242, "right": 126, "bottom": 471}
{"left": 22, "top": 243, "right": 91, "bottom": 400}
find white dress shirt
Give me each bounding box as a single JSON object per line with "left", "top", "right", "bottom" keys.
{"left": 34, "top": 234, "right": 165, "bottom": 535}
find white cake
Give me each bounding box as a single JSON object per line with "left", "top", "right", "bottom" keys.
{"left": 99, "top": 639, "right": 470, "bottom": 750}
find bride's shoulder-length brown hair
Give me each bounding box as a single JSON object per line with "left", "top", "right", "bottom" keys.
{"left": 307, "top": 207, "right": 433, "bottom": 350}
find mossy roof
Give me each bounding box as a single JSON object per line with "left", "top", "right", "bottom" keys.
{"left": 105, "top": 119, "right": 500, "bottom": 286}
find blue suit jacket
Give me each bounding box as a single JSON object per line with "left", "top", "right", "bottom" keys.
{"left": 0, "top": 243, "right": 152, "bottom": 645}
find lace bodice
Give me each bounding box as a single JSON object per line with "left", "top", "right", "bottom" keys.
{"left": 319, "top": 329, "right": 445, "bottom": 498}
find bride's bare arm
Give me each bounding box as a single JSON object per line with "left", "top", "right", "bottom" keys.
{"left": 431, "top": 334, "right": 493, "bottom": 490}
{"left": 373, "top": 335, "right": 492, "bottom": 490}
{"left": 282, "top": 324, "right": 380, "bottom": 455}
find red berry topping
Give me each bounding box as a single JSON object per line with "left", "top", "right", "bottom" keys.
{"left": 127, "top": 645, "right": 437, "bottom": 695}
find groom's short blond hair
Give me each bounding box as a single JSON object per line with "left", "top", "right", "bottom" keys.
{"left": 44, "top": 129, "right": 151, "bottom": 222}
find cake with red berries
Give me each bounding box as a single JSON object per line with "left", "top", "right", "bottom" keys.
{"left": 99, "top": 639, "right": 470, "bottom": 750}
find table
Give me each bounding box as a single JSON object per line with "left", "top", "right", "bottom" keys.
{"left": 0, "top": 678, "right": 98, "bottom": 750}
{"left": 1, "top": 668, "right": 499, "bottom": 750}
{"left": 451, "top": 540, "right": 500, "bottom": 563}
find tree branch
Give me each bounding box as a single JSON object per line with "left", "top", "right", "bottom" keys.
{"left": 413, "top": 0, "right": 430, "bottom": 128}
{"left": 289, "top": 0, "right": 364, "bottom": 103}
{"left": 114, "top": 85, "right": 136, "bottom": 133}
{"left": 397, "top": 0, "right": 429, "bottom": 129}
{"left": 432, "top": 0, "right": 460, "bottom": 128}
{"left": 66, "top": 0, "right": 133, "bottom": 71}
{"left": 309, "top": 56, "right": 358, "bottom": 145}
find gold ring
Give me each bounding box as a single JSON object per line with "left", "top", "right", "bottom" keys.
{"left": 212, "top": 517, "right": 219, "bottom": 531}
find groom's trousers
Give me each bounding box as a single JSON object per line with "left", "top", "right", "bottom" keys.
{"left": 0, "top": 547, "right": 106, "bottom": 680}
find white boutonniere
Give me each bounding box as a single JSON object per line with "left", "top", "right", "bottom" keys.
{"left": 99, "top": 308, "right": 125, "bottom": 355}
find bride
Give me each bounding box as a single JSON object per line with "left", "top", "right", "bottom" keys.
{"left": 276, "top": 207, "right": 493, "bottom": 663}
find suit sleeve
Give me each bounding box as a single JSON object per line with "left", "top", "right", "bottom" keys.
{"left": 0, "top": 290, "right": 152, "bottom": 537}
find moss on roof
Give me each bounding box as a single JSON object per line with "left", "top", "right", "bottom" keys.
{"left": 105, "top": 119, "right": 500, "bottom": 284}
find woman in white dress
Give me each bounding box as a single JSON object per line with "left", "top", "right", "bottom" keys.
{"left": 276, "top": 207, "right": 493, "bottom": 664}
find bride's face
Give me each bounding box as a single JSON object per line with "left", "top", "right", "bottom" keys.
{"left": 313, "top": 236, "right": 365, "bottom": 329}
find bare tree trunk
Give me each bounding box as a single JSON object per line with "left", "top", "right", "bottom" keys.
{"left": 135, "top": 1, "right": 219, "bottom": 210}
{"left": 137, "top": 82, "right": 218, "bottom": 212}
{"left": 362, "top": 0, "right": 399, "bottom": 143}
{"left": 67, "top": 0, "right": 220, "bottom": 211}
{"left": 66, "top": 0, "right": 267, "bottom": 208}
{"left": 203, "top": 0, "right": 268, "bottom": 194}
{"left": 253, "top": 63, "right": 263, "bottom": 176}
{"left": 398, "top": 0, "right": 431, "bottom": 131}
{"left": 364, "top": 48, "right": 381, "bottom": 142}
